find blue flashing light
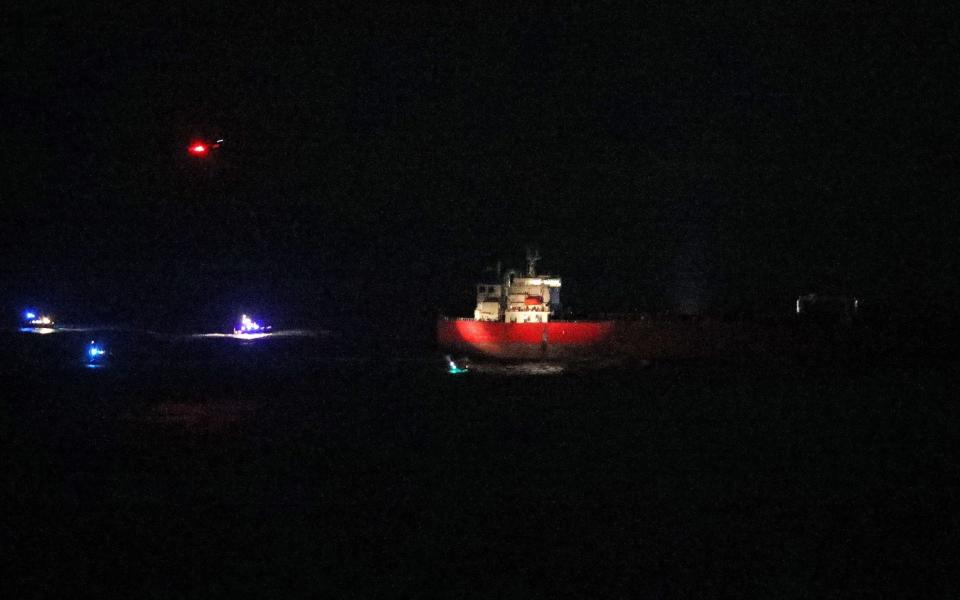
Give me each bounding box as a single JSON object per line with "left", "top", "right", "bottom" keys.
{"left": 87, "top": 341, "right": 106, "bottom": 361}
{"left": 24, "top": 311, "right": 36, "bottom": 320}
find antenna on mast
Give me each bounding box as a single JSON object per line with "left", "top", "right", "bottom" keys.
{"left": 525, "top": 247, "right": 541, "bottom": 277}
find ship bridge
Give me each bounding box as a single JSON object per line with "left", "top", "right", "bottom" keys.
{"left": 473, "top": 251, "right": 562, "bottom": 323}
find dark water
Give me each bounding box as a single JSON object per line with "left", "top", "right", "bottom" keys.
{"left": 2, "top": 329, "right": 958, "bottom": 597}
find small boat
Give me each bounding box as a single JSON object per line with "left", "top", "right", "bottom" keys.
{"left": 445, "top": 355, "right": 470, "bottom": 374}
{"left": 21, "top": 310, "right": 57, "bottom": 331}
{"left": 87, "top": 340, "right": 106, "bottom": 361}
{"left": 233, "top": 314, "right": 271, "bottom": 335}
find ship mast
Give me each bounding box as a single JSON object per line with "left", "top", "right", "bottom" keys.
{"left": 525, "top": 248, "right": 541, "bottom": 277}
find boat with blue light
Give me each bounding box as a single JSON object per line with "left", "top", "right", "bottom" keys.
{"left": 85, "top": 340, "right": 107, "bottom": 367}
{"left": 20, "top": 310, "right": 58, "bottom": 332}
{"left": 233, "top": 314, "right": 271, "bottom": 336}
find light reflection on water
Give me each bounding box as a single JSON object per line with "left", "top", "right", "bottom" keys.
{"left": 467, "top": 362, "right": 567, "bottom": 376}
{"left": 19, "top": 326, "right": 119, "bottom": 335}
{"left": 191, "top": 329, "right": 322, "bottom": 340}
{"left": 197, "top": 332, "right": 271, "bottom": 340}
{"left": 453, "top": 357, "right": 633, "bottom": 376}
{"left": 20, "top": 327, "right": 57, "bottom": 335}
{"left": 15, "top": 327, "right": 323, "bottom": 339}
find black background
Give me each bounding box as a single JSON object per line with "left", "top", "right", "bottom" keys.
{"left": 4, "top": 7, "right": 960, "bottom": 597}
{"left": 3, "top": 4, "right": 958, "bottom": 336}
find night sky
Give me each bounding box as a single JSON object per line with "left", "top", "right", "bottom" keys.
{"left": 3, "top": 5, "right": 958, "bottom": 331}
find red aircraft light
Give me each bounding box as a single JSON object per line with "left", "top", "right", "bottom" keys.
{"left": 188, "top": 143, "right": 208, "bottom": 155}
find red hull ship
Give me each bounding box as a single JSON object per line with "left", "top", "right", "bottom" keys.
{"left": 437, "top": 317, "right": 822, "bottom": 361}
{"left": 437, "top": 251, "right": 859, "bottom": 362}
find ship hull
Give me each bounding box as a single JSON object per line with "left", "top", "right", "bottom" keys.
{"left": 437, "top": 319, "right": 611, "bottom": 360}
{"left": 438, "top": 317, "right": 827, "bottom": 361}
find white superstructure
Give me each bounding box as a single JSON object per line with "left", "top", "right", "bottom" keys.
{"left": 473, "top": 250, "right": 562, "bottom": 323}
